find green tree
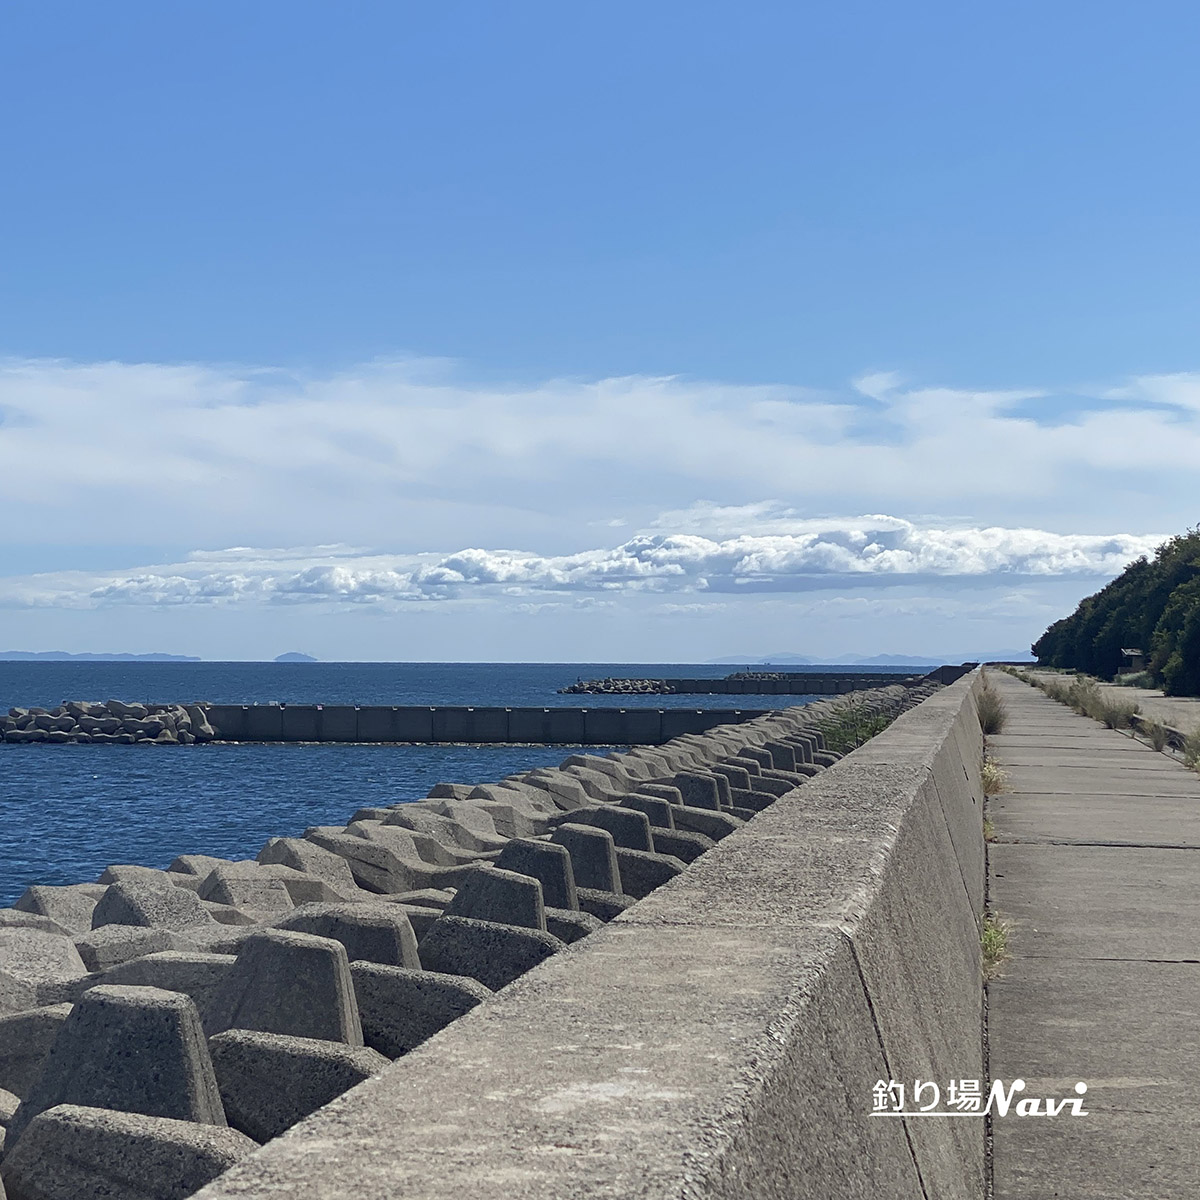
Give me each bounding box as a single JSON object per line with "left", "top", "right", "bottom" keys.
{"left": 1032, "top": 528, "right": 1200, "bottom": 695}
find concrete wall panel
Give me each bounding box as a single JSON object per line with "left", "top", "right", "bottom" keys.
{"left": 392, "top": 709, "right": 435, "bottom": 741}
{"left": 244, "top": 706, "right": 283, "bottom": 741}
{"left": 279, "top": 707, "right": 321, "bottom": 742}
{"left": 204, "top": 706, "right": 249, "bottom": 740}
{"left": 356, "top": 708, "right": 395, "bottom": 742}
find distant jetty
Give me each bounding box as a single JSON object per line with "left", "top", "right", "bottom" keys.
{"left": 560, "top": 669, "right": 928, "bottom": 696}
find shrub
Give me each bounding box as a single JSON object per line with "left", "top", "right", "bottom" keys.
{"left": 1114, "top": 671, "right": 1154, "bottom": 688}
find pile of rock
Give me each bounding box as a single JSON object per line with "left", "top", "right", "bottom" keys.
{"left": 558, "top": 677, "right": 674, "bottom": 694}
{"left": 2, "top": 701, "right": 216, "bottom": 745}
{"left": 726, "top": 670, "right": 793, "bottom": 681}
{"left": 0, "top": 682, "right": 937, "bottom": 1200}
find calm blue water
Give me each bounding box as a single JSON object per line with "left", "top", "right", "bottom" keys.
{"left": 0, "top": 660, "right": 913, "bottom": 710}
{"left": 0, "top": 661, "right": 914, "bottom": 906}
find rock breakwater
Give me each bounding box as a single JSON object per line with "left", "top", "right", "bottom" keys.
{"left": 3, "top": 702, "right": 216, "bottom": 745}
{"left": 558, "top": 677, "right": 675, "bottom": 695}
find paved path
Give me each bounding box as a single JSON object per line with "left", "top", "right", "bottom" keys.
{"left": 987, "top": 671, "right": 1200, "bottom": 1198}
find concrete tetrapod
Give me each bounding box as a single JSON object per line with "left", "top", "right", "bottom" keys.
{"left": 443, "top": 865, "right": 547, "bottom": 931}
{"left": 197, "top": 865, "right": 295, "bottom": 921}
{"left": 0, "top": 1086, "right": 14, "bottom": 1159}
{"left": 0, "top": 931, "right": 88, "bottom": 1016}
{"left": 73, "top": 926, "right": 193, "bottom": 974}
{"left": 612, "top": 848, "right": 687, "bottom": 898}
{"left": 90, "top": 880, "right": 216, "bottom": 934}
{"left": 255, "top": 838, "right": 362, "bottom": 895}
{"left": 417, "top": 917, "right": 564, "bottom": 991}
{"left": 86, "top": 953, "right": 237, "bottom": 1024}
{"left": 543, "top": 908, "right": 603, "bottom": 943}
{"left": 548, "top": 823, "right": 623, "bottom": 893}
{"left": 565, "top": 806, "right": 656, "bottom": 851}
{"left": 350, "top": 963, "right": 493, "bottom": 1058}
{"left": 0, "top": 913, "right": 69, "bottom": 939}
{"left": 274, "top": 903, "right": 421, "bottom": 969}
{"left": 0, "top": 1005, "right": 71, "bottom": 1099}
{"left": 1, "top": 1104, "right": 255, "bottom": 1200}
{"left": 202, "top": 929, "right": 363, "bottom": 1046}
{"left": 494, "top": 839, "right": 578, "bottom": 911}
{"left": 6, "top": 985, "right": 226, "bottom": 1151}
{"left": 13, "top": 886, "right": 103, "bottom": 936}
{"left": 208, "top": 1031, "right": 387, "bottom": 1143}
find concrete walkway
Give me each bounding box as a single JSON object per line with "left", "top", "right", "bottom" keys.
{"left": 987, "top": 671, "right": 1200, "bottom": 1198}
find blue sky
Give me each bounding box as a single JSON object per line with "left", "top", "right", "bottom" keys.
{"left": 0, "top": 2, "right": 1196, "bottom": 661}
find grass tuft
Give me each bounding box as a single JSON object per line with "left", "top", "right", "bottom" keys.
{"left": 976, "top": 676, "right": 1008, "bottom": 736}
{"left": 1141, "top": 719, "right": 1169, "bottom": 752}
{"left": 981, "top": 756, "right": 1008, "bottom": 796}
{"left": 1097, "top": 696, "right": 1140, "bottom": 730}
{"left": 982, "top": 913, "right": 1011, "bottom": 980}
{"left": 1184, "top": 728, "right": 1200, "bottom": 771}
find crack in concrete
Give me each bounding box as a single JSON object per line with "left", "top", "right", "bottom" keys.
{"left": 992, "top": 837, "right": 1200, "bottom": 850}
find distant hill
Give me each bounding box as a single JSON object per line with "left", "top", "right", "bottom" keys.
{"left": 1034, "top": 528, "right": 1200, "bottom": 695}
{"left": 0, "top": 651, "right": 201, "bottom": 662}
{"left": 707, "top": 650, "right": 1033, "bottom": 668}
{"left": 274, "top": 651, "right": 318, "bottom": 663}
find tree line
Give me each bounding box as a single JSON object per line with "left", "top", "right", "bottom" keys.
{"left": 1033, "top": 527, "right": 1200, "bottom": 695}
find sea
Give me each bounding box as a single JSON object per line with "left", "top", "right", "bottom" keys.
{"left": 0, "top": 660, "right": 916, "bottom": 907}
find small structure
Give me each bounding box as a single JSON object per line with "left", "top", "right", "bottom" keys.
{"left": 1120, "top": 648, "right": 1146, "bottom": 673}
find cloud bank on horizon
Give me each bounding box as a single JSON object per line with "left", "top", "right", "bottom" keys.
{"left": 0, "top": 356, "right": 1189, "bottom": 657}
{"left": 2, "top": 519, "right": 1164, "bottom": 610}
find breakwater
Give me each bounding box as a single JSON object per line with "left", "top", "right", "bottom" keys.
{"left": 2, "top": 700, "right": 768, "bottom": 744}
{"left": 560, "top": 669, "right": 926, "bottom": 695}
{"left": 201, "top": 703, "right": 775, "bottom": 744}
{"left": 0, "top": 679, "right": 974, "bottom": 1199}
{"left": 3, "top": 702, "right": 771, "bottom": 746}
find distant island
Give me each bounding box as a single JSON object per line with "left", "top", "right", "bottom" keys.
{"left": 274, "top": 651, "right": 318, "bottom": 663}
{"left": 706, "top": 650, "right": 1034, "bottom": 667}
{"left": 0, "top": 651, "right": 201, "bottom": 662}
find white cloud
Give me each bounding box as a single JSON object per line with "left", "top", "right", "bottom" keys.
{"left": 0, "top": 516, "right": 1162, "bottom": 611}
{"left": 1, "top": 357, "right": 1198, "bottom": 563}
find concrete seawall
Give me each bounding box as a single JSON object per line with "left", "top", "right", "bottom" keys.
{"left": 194, "top": 672, "right": 986, "bottom": 1199}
